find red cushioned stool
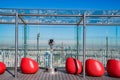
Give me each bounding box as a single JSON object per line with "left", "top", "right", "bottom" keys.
{"left": 107, "top": 59, "right": 120, "bottom": 78}
{"left": 20, "top": 57, "right": 39, "bottom": 74}
{"left": 85, "top": 59, "right": 105, "bottom": 77}
{"left": 66, "top": 57, "right": 82, "bottom": 74}
{"left": 0, "top": 62, "right": 6, "bottom": 74}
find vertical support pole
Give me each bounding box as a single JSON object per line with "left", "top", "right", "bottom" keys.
{"left": 106, "top": 36, "right": 108, "bottom": 52}
{"left": 24, "top": 25, "right": 27, "bottom": 57}
{"left": 106, "top": 36, "right": 108, "bottom": 60}
{"left": 76, "top": 25, "right": 79, "bottom": 59}
{"left": 2, "top": 50, "right": 4, "bottom": 63}
{"left": 115, "top": 26, "right": 118, "bottom": 50}
{"left": 61, "top": 42, "right": 64, "bottom": 55}
{"left": 101, "top": 49, "right": 105, "bottom": 66}
{"left": 37, "top": 33, "right": 40, "bottom": 50}
{"left": 14, "top": 12, "right": 18, "bottom": 78}
{"left": 37, "top": 33, "right": 40, "bottom": 63}
{"left": 83, "top": 13, "right": 86, "bottom": 79}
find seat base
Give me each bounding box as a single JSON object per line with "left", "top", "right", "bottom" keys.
{"left": 45, "top": 68, "right": 57, "bottom": 74}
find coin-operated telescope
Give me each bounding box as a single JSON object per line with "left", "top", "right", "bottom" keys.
{"left": 46, "top": 39, "right": 57, "bottom": 74}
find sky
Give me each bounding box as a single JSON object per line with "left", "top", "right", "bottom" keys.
{"left": 0, "top": 0, "right": 120, "bottom": 49}
{"left": 0, "top": 0, "right": 120, "bottom": 9}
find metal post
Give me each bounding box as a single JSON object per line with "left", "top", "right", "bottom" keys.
{"left": 37, "top": 33, "right": 40, "bottom": 63}
{"left": 24, "top": 25, "right": 27, "bottom": 57}
{"left": 37, "top": 33, "right": 40, "bottom": 50}
{"left": 106, "top": 36, "right": 108, "bottom": 52}
{"left": 2, "top": 50, "right": 4, "bottom": 63}
{"left": 14, "top": 12, "right": 18, "bottom": 78}
{"left": 76, "top": 25, "right": 79, "bottom": 59}
{"left": 106, "top": 36, "right": 108, "bottom": 60}
{"left": 102, "top": 50, "right": 105, "bottom": 66}
{"left": 83, "top": 13, "right": 86, "bottom": 79}
{"left": 115, "top": 26, "right": 118, "bottom": 50}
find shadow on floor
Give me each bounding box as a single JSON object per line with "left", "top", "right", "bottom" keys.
{"left": 6, "top": 69, "right": 15, "bottom": 77}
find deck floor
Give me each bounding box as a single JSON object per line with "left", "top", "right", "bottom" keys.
{"left": 0, "top": 68, "right": 120, "bottom": 80}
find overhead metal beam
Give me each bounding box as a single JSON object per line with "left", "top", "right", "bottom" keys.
{"left": 0, "top": 22, "right": 120, "bottom": 26}
{"left": 86, "top": 15, "right": 120, "bottom": 17}
{"left": 19, "top": 14, "right": 83, "bottom": 17}
{"left": 77, "top": 16, "right": 83, "bottom": 26}
{"left": 0, "top": 13, "right": 15, "bottom": 16}
{"left": 1, "top": 13, "right": 119, "bottom": 17}
{"left": 18, "top": 15, "right": 27, "bottom": 25}
{"left": 0, "top": 22, "right": 77, "bottom": 25}
{"left": 18, "top": 14, "right": 120, "bottom": 17}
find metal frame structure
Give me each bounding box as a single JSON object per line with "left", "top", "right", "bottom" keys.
{"left": 0, "top": 8, "right": 120, "bottom": 79}
{"left": 0, "top": 8, "right": 120, "bottom": 25}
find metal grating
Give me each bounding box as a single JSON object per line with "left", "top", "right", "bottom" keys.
{"left": 0, "top": 69, "right": 120, "bottom": 80}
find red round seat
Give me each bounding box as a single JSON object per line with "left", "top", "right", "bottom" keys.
{"left": 20, "top": 57, "right": 39, "bottom": 74}
{"left": 106, "top": 59, "right": 120, "bottom": 78}
{"left": 85, "top": 59, "right": 105, "bottom": 77}
{"left": 66, "top": 57, "right": 82, "bottom": 74}
{"left": 0, "top": 62, "right": 6, "bottom": 74}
